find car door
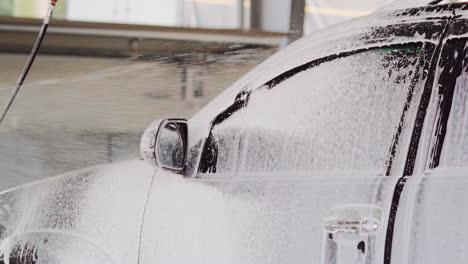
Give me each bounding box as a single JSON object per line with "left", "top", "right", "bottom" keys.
{"left": 138, "top": 6, "right": 449, "bottom": 264}
{"left": 390, "top": 4, "right": 468, "bottom": 264}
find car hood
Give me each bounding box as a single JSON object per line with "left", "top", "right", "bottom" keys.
{"left": 0, "top": 159, "right": 155, "bottom": 263}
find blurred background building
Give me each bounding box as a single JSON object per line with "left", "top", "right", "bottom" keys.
{"left": 1, "top": 0, "right": 389, "bottom": 33}
{"left": 0, "top": 0, "right": 390, "bottom": 190}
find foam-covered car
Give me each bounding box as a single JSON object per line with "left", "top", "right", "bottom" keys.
{"left": 2, "top": 1, "right": 468, "bottom": 263}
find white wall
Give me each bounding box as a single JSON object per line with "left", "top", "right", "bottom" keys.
{"left": 128, "top": 0, "right": 179, "bottom": 26}
{"left": 68, "top": 0, "right": 116, "bottom": 23}
{"left": 67, "top": 0, "right": 179, "bottom": 26}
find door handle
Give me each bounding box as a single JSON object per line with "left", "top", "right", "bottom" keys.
{"left": 324, "top": 205, "right": 382, "bottom": 237}
{"left": 322, "top": 205, "right": 383, "bottom": 264}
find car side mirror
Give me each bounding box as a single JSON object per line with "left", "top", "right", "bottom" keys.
{"left": 140, "top": 118, "right": 188, "bottom": 173}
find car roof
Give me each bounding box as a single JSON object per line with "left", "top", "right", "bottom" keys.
{"left": 378, "top": 0, "right": 468, "bottom": 12}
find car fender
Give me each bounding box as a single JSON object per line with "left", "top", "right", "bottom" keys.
{"left": 0, "top": 159, "right": 155, "bottom": 263}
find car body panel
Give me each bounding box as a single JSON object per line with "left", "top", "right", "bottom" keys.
{"left": 139, "top": 171, "right": 399, "bottom": 264}
{"left": 0, "top": 160, "right": 155, "bottom": 263}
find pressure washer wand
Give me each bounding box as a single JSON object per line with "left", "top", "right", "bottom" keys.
{"left": 0, "top": 0, "right": 58, "bottom": 127}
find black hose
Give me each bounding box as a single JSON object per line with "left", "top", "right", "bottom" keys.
{"left": 0, "top": 0, "right": 58, "bottom": 127}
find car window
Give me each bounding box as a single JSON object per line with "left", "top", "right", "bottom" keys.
{"left": 436, "top": 41, "right": 468, "bottom": 168}
{"left": 199, "top": 44, "right": 426, "bottom": 175}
